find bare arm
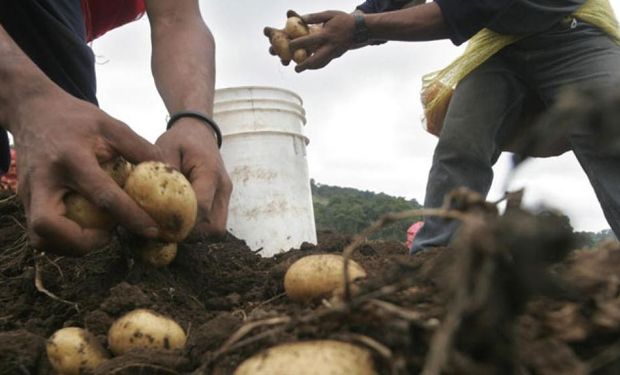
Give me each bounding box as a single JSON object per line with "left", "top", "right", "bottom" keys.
{"left": 145, "top": 0, "right": 231, "bottom": 238}
{"left": 288, "top": 3, "right": 450, "bottom": 72}
{"left": 0, "top": 25, "right": 163, "bottom": 255}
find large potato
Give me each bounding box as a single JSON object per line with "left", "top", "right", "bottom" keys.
{"left": 234, "top": 340, "right": 377, "bottom": 375}
{"left": 64, "top": 157, "right": 132, "bottom": 230}
{"left": 46, "top": 327, "right": 109, "bottom": 375}
{"left": 284, "top": 254, "right": 367, "bottom": 302}
{"left": 123, "top": 162, "right": 197, "bottom": 242}
{"left": 134, "top": 240, "right": 178, "bottom": 268}
{"left": 107, "top": 308, "right": 187, "bottom": 355}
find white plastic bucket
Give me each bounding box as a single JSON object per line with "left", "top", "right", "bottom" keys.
{"left": 214, "top": 86, "right": 317, "bottom": 256}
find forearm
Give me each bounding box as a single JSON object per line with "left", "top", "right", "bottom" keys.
{"left": 0, "top": 25, "right": 58, "bottom": 133}
{"left": 363, "top": 2, "right": 450, "bottom": 42}
{"left": 148, "top": 6, "right": 216, "bottom": 116}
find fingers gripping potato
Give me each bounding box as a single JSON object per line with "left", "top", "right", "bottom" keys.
{"left": 265, "top": 11, "right": 312, "bottom": 66}
{"left": 123, "top": 161, "right": 197, "bottom": 243}
{"left": 64, "top": 157, "right": 132, "bottom": 230}
{"left": 46, "top": 327, "right": 109, "bottom": 375}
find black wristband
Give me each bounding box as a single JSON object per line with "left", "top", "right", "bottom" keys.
{"left": 167, "top": 110, "right": 222, "bottom": 149}
{"left": 353, "top": 14, "right": 370, "bottom": 44}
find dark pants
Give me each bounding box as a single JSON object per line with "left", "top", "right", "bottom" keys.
{"left": 412, "top": 21, "right": 620, "bottom": 253}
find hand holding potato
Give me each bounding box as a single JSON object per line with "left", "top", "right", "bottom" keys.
{"left": 264, "top": 10, "right": 322, "bottom": 67}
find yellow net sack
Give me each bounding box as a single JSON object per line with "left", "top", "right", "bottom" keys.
{"left": 421, "top": 0, "right": 620, "bottom": 138}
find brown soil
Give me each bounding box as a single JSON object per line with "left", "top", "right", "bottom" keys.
{"left": 1, "top": 189, "right": 620, "bottom": 375}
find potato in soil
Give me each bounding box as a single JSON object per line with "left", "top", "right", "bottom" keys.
{"left": 46, "top": 327, "right": 109, "bottom": 375}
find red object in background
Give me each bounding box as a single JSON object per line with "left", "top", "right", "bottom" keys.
{"left": 81, "top": 0, "right": 146, "bottom": 42}
{"left": 0, "top": 149, "right": 17, "bottom": 192}
{"left": 406, "top": 221, "right": 424, "bottom": 249}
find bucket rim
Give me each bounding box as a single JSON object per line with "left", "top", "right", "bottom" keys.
{"left": 214, "top": 86, "right": 303, "bottom": 105}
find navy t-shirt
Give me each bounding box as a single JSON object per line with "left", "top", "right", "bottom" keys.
{"left": 0, "top": 0, "right": 97, "bottom": 173}
{"left": 356, "top": 0, "right": 588, "bottom": 45}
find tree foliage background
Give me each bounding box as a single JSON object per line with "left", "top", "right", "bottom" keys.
{"left": 311, "top": 180, "right": 617, "bottom": 246}
{"left": 311, "top": 180, "right": 422, "bottom": 243}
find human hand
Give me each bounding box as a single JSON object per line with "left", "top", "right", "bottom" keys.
{"left": 288, "top": 10, "right": 356, "bottom": 73}
{"left": 155, "top": 118, "right": 232, "bottom": 239}
{"left": 9, "top": 90, "right": 164, "bottom": 256}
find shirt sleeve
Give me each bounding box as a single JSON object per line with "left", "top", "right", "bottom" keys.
{"left": 434, "top": 0, "right": 514, "bottom": 45}
{"left": 356, "top": 0, "right": 412, "bottom": 14}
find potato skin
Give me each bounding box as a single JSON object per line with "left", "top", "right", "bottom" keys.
{"left": 101, "top": 157, "right": 133, "bottom": 187}
{"left": 234, "top": 340, "right": 377, "bottom": 375}
{"left": 134, "top": 240, "right": 178, "bottom": 268}
{"left": 64, "top": 194, "right": 115, "bottom": 230}
{"left": 284, "top": 254, "right": 367, "bottom": 302}
{"left": 123, "top": 162, "right": 197, "bottom": 242}
{"left": 284, "top": 16, "right": 309, "bottom": 39}
{"left": 107, "top": 309, "right": 187, "bottom": 355}
{"left": 264, "top": 27, "right": 292, "bottom": 64}
{"left": 46, "top": 327, "right": 109, "bottom": 375}
{"left": 293, "top": 49, "right": 308, "bottom": 64}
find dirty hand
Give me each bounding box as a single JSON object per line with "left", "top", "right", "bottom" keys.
{"left": 10, "top": 90, "right": 164, "bottom": 256}
{"left": 288, "top": 11, "right": 356, "bottom": 73}
{"left": 156, "top": 118, "right": 232, "bottom": 239}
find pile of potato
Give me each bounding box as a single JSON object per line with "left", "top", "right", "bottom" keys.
{"left": 65, "top": 159, "right": 197, "bottom": 267}
{"left": 264, "top": 10, "right": 320, "bottom": 66}
{"left": 47, "top": 309, "right": 186, "bottom": 375}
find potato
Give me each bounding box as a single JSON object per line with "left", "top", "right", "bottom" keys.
{"left": 123, "top": 161, "right": 197, "bottom": 242}
{"left": 293, "top": 49, "right": 308, "bottom": 64}
{"left": 284, "top": 254, "right": 367, "bottom": 302}
{"left": 107, "top": 308, "right": 187, "bottom": 355}
{"left": 101, "top": 157, "right": 133, "bottom": 187}
{"left": 234, "top": 340, "right": 377, "bottom": 375}
{"left": 46, "top": 327, "right": 109, "bottom": 375}
{"left": 64, "top": 157, "right": 133, "bottom": 230}
{"left": 64, "top": 194, "right": 116, "bottom": 230}
{"left": 134, "top": 240, "right": 178, "bottom": 268}
{"left": 284, "top": 16, "right": 309, "bottom": 39}
{"left": 264, "top": 27, "right": 292, "bottom": 64}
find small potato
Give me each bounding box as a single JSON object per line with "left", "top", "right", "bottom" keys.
{"left": 101, "top": 157, "right": 133, "bottom": 187}
{"left": 107, "top": 309, "right": 187, "bottom": 355}
{"left": 64, "top": 157, "right": 133, "bottom": 230}
{"left": 234, "top": 340, "right": 377, "bottom": 375}
{"left": 264, "top": 27, "right": 292, "bottom": 64}
{"left": 124, "top": 162, "right": 197, "bottom": 243}
{"left": 284, "top": 16, "right": 309, "bottom": 39}
{"left": 134, "top": 240, "right": 178, "bottom": 268}
{"left": 284, "top": 254, "right": 367, "bottom": 302}
{"left": 64, "top": 194, "right": 115, "bottom": 230}
{"left": 47, "top": 327, "right": 109, "bottom": 375}
{"left": 293, "top": 49, "right": 308, "bottom": 64}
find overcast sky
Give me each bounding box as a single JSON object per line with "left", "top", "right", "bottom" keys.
{"left": 92, "top": 1, "right": 620, "bottom": 233}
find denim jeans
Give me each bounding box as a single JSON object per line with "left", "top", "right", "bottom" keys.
{"left": 411, "top": 20, "right": 620, "bottom": 253}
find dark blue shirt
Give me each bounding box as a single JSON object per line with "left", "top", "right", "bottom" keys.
{"left": 356, "top": 0, "right": 588, "bottom": 45}
{"left": 0, "top": 0, "right": 97, "bottom": 172}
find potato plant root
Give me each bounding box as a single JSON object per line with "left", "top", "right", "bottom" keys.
{"left": 1, "top": 189, "right": 620, "bottom": 374}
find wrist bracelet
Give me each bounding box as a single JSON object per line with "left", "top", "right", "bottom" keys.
{"left": 166, "top": 110, "right": 222, "bottom": 149}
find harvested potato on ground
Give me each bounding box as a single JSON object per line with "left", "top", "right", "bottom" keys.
{"left": 46, "top": 327, "right": 109, "bottom": 375}
{"left": 234, "top": 340, "right": 377, "bottom": 375}
{"left": 285, "top": 16, "right": 309, "bottom": 39}
{"left": 284, "top": 254, "right": 367, "bottom": 302}
{"left": 107, "top": 309, "right": 187, "bottom": 355}
{"left": 134, "top": 240, "right": 178, "bottom": 268}
{"left": 264, "top": 27, "right": 293, "bottom": 64}
{"left": 123, "top": 161, "right": 197, "bottom": 243}
{"left": 64, "top": 157, "right": 133, "bottom": 230}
